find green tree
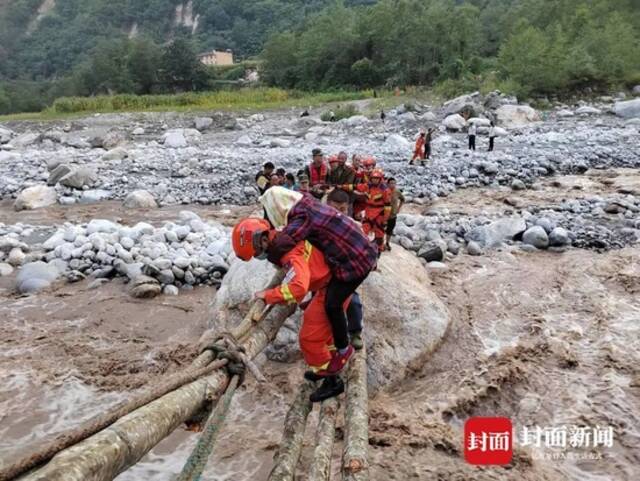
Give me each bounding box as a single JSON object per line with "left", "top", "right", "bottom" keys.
{"left": 127, "top": 38, "right": 162, "bottom": 94}
{"left": 160, "top": 37, "right": 209, "bottom": 92}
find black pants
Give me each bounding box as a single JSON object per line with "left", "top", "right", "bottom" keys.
{"left": 386, "top": 216, "right": 397, "bottom": 236}
{"left": 489, "top": 136, "right": 495, "bottom": 152}
{"left": 325, "top": 276, "right": 367, "bottom": 350}
{"left": 347, "top": 292, "right": 363, "bottom": 333}
{"left": 468, "top": 135, "right": 476, "bottom": 150}
{"left": 425, "top": 143, "right": 431, "bottom": 159}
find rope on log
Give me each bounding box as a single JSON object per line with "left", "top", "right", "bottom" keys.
{"left": 308, "top": 397, "right": 340, "bottom": 481}
{"left": 0, "top": 358, "right": 227, "bottom": 481}
{"left": 342, "top": 346, "right": 369, "bottom": 481}
{"left": 175, "top": 375, "right": 241, "bottom": 481}
{"left": 267, "top": 381, "right": 315, "bottom": 481}
{"left": 19, "top": 273, "right": 295, "bottom": 481}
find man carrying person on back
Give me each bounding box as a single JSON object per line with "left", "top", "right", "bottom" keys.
{"left": 231, "top": 217, "right": 349, "bottom": 402}
{"left": 260, "top": 187, "right": 378, "bottom": 374}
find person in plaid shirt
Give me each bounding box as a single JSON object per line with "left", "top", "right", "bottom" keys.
{"left": 260, "top": 186, "right": 378, "bottom": 374}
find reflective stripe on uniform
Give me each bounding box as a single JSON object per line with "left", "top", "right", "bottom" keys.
{"left": 303, "top": 241, "right": 313, "bottom": 261}
{"left": 280, "top": 284, "right": 296, "bottom": 304}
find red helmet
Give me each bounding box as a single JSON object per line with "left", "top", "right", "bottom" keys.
{"left": 362, "top": 156, "right": 376, "bottom": 168}
{"left": 328, "top": 155, "right": 340, "bottom": 164}
{"left": 232, "top": 218, "right": 271, "bottom": 261}
{"left": 370, "top": 168, "right": 384, "bottom": 179}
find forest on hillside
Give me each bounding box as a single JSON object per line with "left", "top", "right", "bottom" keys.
{"left": 0, "top": 0, "right": 639, "bottom": 115}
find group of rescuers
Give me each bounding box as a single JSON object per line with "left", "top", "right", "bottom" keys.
{"left": 234, "top": 148, "right": 404, "bottom": 402}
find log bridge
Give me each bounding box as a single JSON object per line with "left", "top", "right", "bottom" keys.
{"left": 1, "top": 271, "right": 369, "bottom": 481}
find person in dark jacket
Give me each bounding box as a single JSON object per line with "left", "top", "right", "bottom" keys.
{"left": 255, "top": 162, "right": 275, "bottom": 194}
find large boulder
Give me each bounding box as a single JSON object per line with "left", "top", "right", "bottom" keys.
{"left": 162, "top": 130, "right": 188, "bottom": 148}
{"left": 8, "top": 132, "right": 40, "bottom": 149}
{"left": 614, "top": 98, "right": 640, "bottom": 119}
{"left": 483, "top": 90, "right": 518, "bottom": 110}
{"left": 522, "top": 226, "right": 549, "bottom": 249}
{"left": 467, "top": 217, "right": 527, "bottom": 248}
{"left": 495, "top": 105, "right": 541, "bottom": 128}
{"left": 194, "top": 117, "right": 213, "bottom": 131}
{"left": 633, "top": 85, "right": 640, "bottom": 97}
{"left": 123, "top": 190, "right": 158, "bottom": 209}
{"left": 14, "top": 185, "right": 57, "bottom": 211}
{"left": 211, "top": 247, "right": 450, "bottom": 391}
{"left": 442, "top": 92, "right": 482, "bottom": 117}
{"left": 0, "top": 126, "right": 14, "bottom": 144}
{"left": 60, "top": 167, "right": 98, "bottom": 189}
{"left": 340, "top": 115, "right": 369, "bottom": 127}
{"left": 47, "top": 164, "right": 72, "bottom": 186}
{"left": 385, "top": 134, "right": 412, "bottom": 151}
{"left": 16, "top": 260, "right": 66, "bottom": 294}
{"left": 443, "top": 114, "right": 467, "bottom": 131}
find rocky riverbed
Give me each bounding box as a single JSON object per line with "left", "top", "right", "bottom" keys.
{"left": 1, "top": 92, "right": 639, "bottom": 481}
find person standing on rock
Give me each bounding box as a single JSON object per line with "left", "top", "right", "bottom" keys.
{"left": 488, "top": 121, "right": 496, "bottom": 152}
{"left": 259, "top": 186, "right": 379, "bottom": 375}
{"left": 385, "top": 177, "right": 405, "bottom": 251}
{"left": 255, "top": 162, "right": 275, "bottom": 195}
{"left": 424, "top": 127, "right": 435, "bottom": 160}
{"left": 410, "top": 129, "right": 426, "bottom": 165}
{"left": 304, "top": 148, "right": 329, "bottom": 200}
{"left": 231, "top": 217, "right": 347, "bottom": 402}
{"left": 468, "top": 122, "right": 477, "bottom": 151}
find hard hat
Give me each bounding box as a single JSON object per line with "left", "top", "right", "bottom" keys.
{"left": 232, "top": 218, "right": 271, "bottom": 261}
{"left": 362, "top": 156, "right": 376, "bottom": 167}
{"left": 370, "top": 168, "right": 384, "bottom": 179}
{"left": 328, "top": 155, "right": 340, "bottom": 164}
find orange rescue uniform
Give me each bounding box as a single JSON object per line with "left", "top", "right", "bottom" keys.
{"left": 412, "top": 135, "right": 426, "bottom": 161}
{"left": 341, "top": 182, "right": 392, "bottom": 251}
{"left": 263, "top": 241, "right": 349, "bottom": 370}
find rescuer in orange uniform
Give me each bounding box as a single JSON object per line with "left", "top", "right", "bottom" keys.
{"left": 352, "top": 156, "right": 376, "bottom": 220}
{"left": 341, "top": 168, "right": 392, "bottom": 253}
{"left": 232, "top": 218, "right": 348, "bottom": 403}
{"left": 410, "top": 129, "right": 426, "bottom": 164}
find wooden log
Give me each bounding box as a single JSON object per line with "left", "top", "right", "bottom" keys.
{"left": 1, "top": 359, "right": 226, "bottom": 481}
{"left": 267, "top": 382, "right": 315, "bottom": 481}
{"left": 175, "top": 375, "right": 241, "bottom": 481}
{"left": 342, "top": 347, "right": 369, "bottom": 481}
{"left": 19, "top": 277, "right": 295, "bottom": 481}
{"left": 308, "top": 397, "right": 339, "bottom": 481}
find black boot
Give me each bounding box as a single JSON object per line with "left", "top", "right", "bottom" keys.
{"left": 304, "top": 370, "right": 324, "bottom": 382}
{"left": 310, "top": 376, "right": 344, "bottom": 403}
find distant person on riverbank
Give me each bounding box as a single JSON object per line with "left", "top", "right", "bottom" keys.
{"left": 284, "top": 173, "right": 296, "bottom": 190}
{"left": 488, "top": 121, "right": 496, "bottom": 152}
{"left": 410, "top": 129, "right": 426, "bottom": 165}
{"left": 468, "top": 122, "right": 477, "bottom": 151}
{"left": 424, "top": 127, "right": 434, "bottom": 160}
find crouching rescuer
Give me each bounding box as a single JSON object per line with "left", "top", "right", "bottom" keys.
{"left": 231, "top": 217, "right": 350, "bottom": 402}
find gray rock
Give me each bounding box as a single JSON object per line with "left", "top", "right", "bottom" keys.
{"left": 576, "top": 106, "right": 601, "bottom": 115}
{"left": 158, "top": 269, "right": 175, "bottom": 284}
{"left": 443, "top": 93, "right": 481, "bottom": 116}
{"left": 162, "top": 130, "right": 188, "bottom": 148}
{"left": 0, "top": 262, "right": 14, "bottom": 276}
{"left": 8, "top": 248, "right": 26, "bottom": 266}
{"left": 417, "top": 242, "right": 446, "bottom": 262}
{"left": 194, "top": 117, "right": 214, "bottom": 131}
{"left": 614, "top": 98, "right": 640, "bottom": 118}
{"left": 511, "top": 179, "right": 526, "bottom": 191}
{"left": 536, "top": 218, "right": 555, "bottom": 234}
{"left": 633, "top": 85, "right": 640, "bottom": 97}
{"left": 467, "top": 217, "right": 527, "bottom": 247}
{"left": 270, "top": 138, "right": 291, "bottom": 148}
{"left": 79, "top": 190, "right": 112, "bottom": 204}
{"left": 522, "top": 226, "right": 549, "bottom": 249}
{"left": 466, "top": 241, "right": 483, "bottom": 256}
{"left": 443, "top": 114, "right": 466, "bottom": 131}
{"left": 549, "top": 227, "right": 570, "bottom": 247}
{"left": 495, "top": 105, "right": 541, "bottom": 128}
{"left": 163, "top": 285, "right": 179, "bottom": 296}
{"left": 48, "top": 164, "right": 72, "bottom": 185}
{"left": 236, "top": 135, "right": 253, "bottom": 146}
{"left": 16, "top": 261, "right": 65, "bottom": 294}
{"left": 60, "top": 167, "right": 98, "bottom": 189}
{"left": 0, "top": 126, "right": 13, "bottom": 144}
{"left": 8, "top": 132, "right": 40, "bottom": 149}
{"left": 14, "top": 185, "right": 57, "bottom": 211}
{"left": 88, "top": 278, "right": 110, "bottom": 289}
{"left": 86, "top": 219, "right": 118, "bottom": 235}
{"left": 129, "top": 275, "right": 161, "bottom": 298}
{"left": 102, "top": 147, "right": 129, "bottom": 161}
{"left": 124, "top": 190, "right": 158, "bottom": 209}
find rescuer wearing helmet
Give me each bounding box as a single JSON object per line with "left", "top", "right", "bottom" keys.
{"left": 231, "top": 216, "right": 351, "bottom": 402}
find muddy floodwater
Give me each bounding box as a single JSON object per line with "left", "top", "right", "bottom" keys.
{"left": 1, "top": 195, "right": 639, "bottom": 481}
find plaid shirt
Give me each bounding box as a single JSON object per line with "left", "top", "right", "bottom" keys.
{"left": 271, "top": 196, "right": 378, "bottom": 281}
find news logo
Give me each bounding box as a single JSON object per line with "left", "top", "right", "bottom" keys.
{"left": 464, "top": 417, "right": 513, "bottom": 465}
